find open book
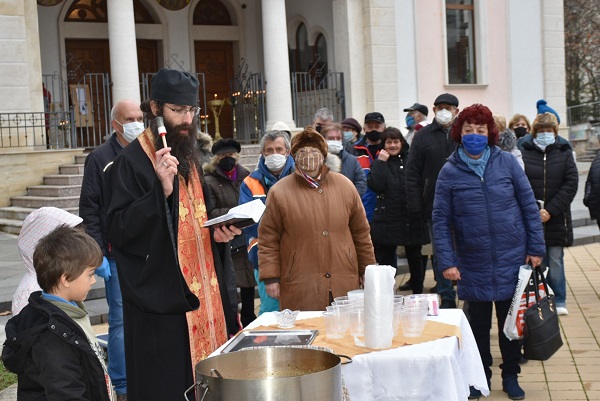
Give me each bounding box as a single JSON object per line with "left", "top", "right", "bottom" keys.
{"left": 203, "top": 199, "right": 266, "bottom": 229}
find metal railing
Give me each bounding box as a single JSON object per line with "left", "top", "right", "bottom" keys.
{"left": 0, "top": 110, "right": 76, "bottom": 149}
{"left": 567, "top": 101, "right": 600, "bottom": 126}
{"left": 291, "top": 71, "right": 345, "bottom": 128}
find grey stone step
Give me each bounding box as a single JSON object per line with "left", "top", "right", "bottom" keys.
{"left": 240, "top": 144, "right": 261, "bottom": 156}
{"left": 0, "top": 206, "right": 37, "bottom": 221}
{"left": 240, "top": 154, "right": 260, "bottom": 167}
{"left": 0, "top": 219, "right": 21, "bottom": 235}
{"left": 27, "top": 185, "right": 81, "bottom": 197}
{"left": 59, "top": 164, "right": 85, "bottom": 175}
{"left": 75, "top": 154, "right": 89, "bottom": 164}
{"left": 10, "top": 195, "right": 80, "bottom": 209}
{"left": 43, "top": 174, "right": 83, "bottom": 186}
{"left": 571, "top": 209, "right": 595, "bottom": 227}
{"left": 572, "top": 223, "right": 600, "bottom": 246}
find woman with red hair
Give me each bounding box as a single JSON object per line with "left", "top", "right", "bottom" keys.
{"left": 433, "top": 104, "right": 545, "bottom": 400}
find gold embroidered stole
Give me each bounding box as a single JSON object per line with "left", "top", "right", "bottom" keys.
{"left": 138, "top": 128, "right": 227, "bottom": 366}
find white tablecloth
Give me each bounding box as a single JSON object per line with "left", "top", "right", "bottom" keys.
{"left": 213, "top": 309, "right": 489, "bottom": 401}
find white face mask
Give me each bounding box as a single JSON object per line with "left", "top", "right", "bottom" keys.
{"left": 117, "top": 121, "right": 144, "bottom": 143}
{"left": 264, "top": 153, "right": 287, "bottom": 171}
{"left": 435, "top": 109, "right": 454, "bottom": 126}
{"left": 326, "top": 140, "right": 344, "bottom": 155}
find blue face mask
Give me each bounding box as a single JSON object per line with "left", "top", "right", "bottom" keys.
{"left": 405, "top": 115, "right": 415, "bottom": 129}
{"left": 343, "top": 131, "right": 354, "bottom": 142}
{"left": 535, "top": 132, "right": 556, "bottom": 146}
{"left": 461, "top": 134, "right": 488, "bottom": 156}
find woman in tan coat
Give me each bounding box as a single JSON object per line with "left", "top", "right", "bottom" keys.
{"left": 258, "top": 127, "right": 376, "bottom": 311}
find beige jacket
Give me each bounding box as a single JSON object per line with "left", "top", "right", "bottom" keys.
{"left": 258, "top": 166, "right": 375, "bottom": 311}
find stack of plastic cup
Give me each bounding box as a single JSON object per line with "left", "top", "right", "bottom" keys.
{"left": 349, "top": 298, "right": 365, "bottom": 337}
{"left": 400, "top": 296, "right": 429, "bottom": 337}
{"left": 392, "top": 295, "right": 404, "bottom": 335}
{"left": 331, "top": 299, "right": 352, "bottom": 334}
{"left": 323, "top": 311, "right": 345, "bottom": 339}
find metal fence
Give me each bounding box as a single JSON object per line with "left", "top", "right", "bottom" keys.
{"left": 0, "top": 110, "right": 75, "bottom": 149}
{"left": 230, "top": 72, "right": 266, "bottom": 144}
{"left": 291, "top": 71, "right": 345, "bottom": 128}
{"left": 567, "top": 101, "right": 600, "bottom": 126}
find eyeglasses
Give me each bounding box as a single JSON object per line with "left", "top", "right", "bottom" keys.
{"left": 164, "top": 104, "right": 200, "bottom": 117}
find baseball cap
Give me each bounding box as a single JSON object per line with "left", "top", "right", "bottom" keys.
{"left": 403, "top": 103, "right": 429, "bottom": 117}
{"left": 364, "top": 112, "right": 385, "bottom": 124}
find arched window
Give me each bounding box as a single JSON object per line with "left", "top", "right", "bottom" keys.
{"left": 193, "top": 0, "right": 232, "bottom": 25}
{"left": 65, "top": 0, "right": 156, "bottom": 23}
{"left": 291, "top": 25, "right": 327, "bottom": 74}
{"left": 295, "top": 24, "right": 310, "bottom": 72}
{"left": 312, "top": 33, "right": 327, "bottom": 74}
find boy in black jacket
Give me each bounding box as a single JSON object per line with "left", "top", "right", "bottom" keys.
{"left": 2, "top": 225, "right": 113, "bottom": 401}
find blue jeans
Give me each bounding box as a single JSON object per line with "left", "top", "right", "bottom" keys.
{"left": 106, "top": 258, "right": 126, "bottom": 395}
{"left": 543, "top": 246, "right": 567, "bottom": 307}
{"left": 254, "top": 269, "right": 279, "bottom": 314}
{"left": 427, "top": 220, "right": 456, "bottom": 302}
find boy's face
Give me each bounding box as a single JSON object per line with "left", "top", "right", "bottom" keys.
{"left": 64, "top": 266, "right": 96, "bottom": 303}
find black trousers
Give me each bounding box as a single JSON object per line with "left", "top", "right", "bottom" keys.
{"left": 374, "top": 244, "right": 424, "bottom": 293}
{"left": 239, "top": 286, "right": 257, "bottom": 327}
{"left": 468, "top": 299, "right": 521, "bottom": 381}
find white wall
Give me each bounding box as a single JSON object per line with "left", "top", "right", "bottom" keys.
{"left": 0, "top": 0, "right": 43, "bottom": 113}
{"left": 507, "top": 0, "right": 544, "bottom": 122}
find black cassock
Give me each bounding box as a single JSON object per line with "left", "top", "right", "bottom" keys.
{"left": 104, "top": 139, "right": 238, "bottom": 401}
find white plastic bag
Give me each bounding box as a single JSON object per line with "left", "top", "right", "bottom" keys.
{"left": 504, "top": 264, "right": 551, "bottom": 340}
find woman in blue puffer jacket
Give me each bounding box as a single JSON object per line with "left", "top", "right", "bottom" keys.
{"left": 433, "top": 104, "right": 545, "bottom": 400}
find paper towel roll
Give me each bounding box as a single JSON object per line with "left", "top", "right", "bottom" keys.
{"left": 364, "top": 264, "right": 396, "bottom": 349}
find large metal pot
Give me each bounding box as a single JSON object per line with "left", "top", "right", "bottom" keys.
{"left": 184, "top": 347, "right": 350, "bottom": 401}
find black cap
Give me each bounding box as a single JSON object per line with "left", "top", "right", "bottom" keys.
{"left": 364, "top": 112, "right": 385, "bottom": 124}
{"left": 211, "top": 138, "right": 241, "bottom": 155}
{"left": 151, "top": 68, "right": 199, "bottom": 106}
{"left": 403, "top": 103, "right": 429, "bottom": 116}
{"left": 433, "top": 93, "right": 459, "bottom": 107}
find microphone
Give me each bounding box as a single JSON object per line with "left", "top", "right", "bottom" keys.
{"left": 155, "top": 116, "right": 168, "bottom": 148}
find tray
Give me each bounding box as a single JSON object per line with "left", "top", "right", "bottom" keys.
{"left": 221, "top": 330, "right": 319, "bottom": 353}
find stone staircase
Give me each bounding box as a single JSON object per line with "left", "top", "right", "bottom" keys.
{"left": 0, "top": 154, "right": 87, "bottom": 235}
{"left": 0, "top": 145, "right": 263, "bottom": 236}
{"left": 577, "top": 147, "right": 600, "bottom": 162}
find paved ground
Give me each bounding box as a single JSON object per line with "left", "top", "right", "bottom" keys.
{"left": 0, "top": 161, "right": 598, "bottom": 399}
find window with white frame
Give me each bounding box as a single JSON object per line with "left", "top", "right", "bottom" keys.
{"left": 446, "top": 0, "right": 477, "bottom": 84}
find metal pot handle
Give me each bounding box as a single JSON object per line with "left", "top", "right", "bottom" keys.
{"left": 337, "top": 354, "right": 353, "bottom": 365}
{"left": 183, "top": 382, "right": 209, "bottom": 401}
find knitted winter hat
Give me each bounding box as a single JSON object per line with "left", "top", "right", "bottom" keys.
{"left": 291, "top": 126, "right": 328, "bottom": 157}
{"left": 536, "top": 99, "right": 560, "bottom": 124}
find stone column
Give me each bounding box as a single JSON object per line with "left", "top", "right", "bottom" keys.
{"left": 261, "top": 0, "right": 296, "bottom": 131}
{"left": 107, "top": 0, "right": 140, "bottom": 103}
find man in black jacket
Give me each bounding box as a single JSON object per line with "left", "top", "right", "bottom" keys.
{"left": 79, "top": 98, "right": 144, "bottom": 401}
{"left": 406, "top": 93, "right": 460, "bottom": 308}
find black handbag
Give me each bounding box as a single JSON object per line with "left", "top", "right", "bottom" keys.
{"left": 522, "top": 265, "right": 563, "bottom": 361}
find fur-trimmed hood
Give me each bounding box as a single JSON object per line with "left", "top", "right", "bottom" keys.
{"left": 197, "top": 131, "right": 213, "bottom": 153}
{"left": 325, "top": 152, "right": 342, "bottom": 173}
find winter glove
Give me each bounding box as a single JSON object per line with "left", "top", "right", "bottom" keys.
{"left": 95, "top": 256, "right": 111, "bottom": 281}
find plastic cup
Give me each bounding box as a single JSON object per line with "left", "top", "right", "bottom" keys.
{"left": 332, "top": 301, "right": 351, "bottom": 334}
{"left": 323, "top": 312, "right": 345, "bottom": 339}
{"left": 392, "top": 302, "right": 403, "bottom": 336}
{"left": 400, "top": 300, "right": 428, "bottom": 337}
{"left": 349, "top": 302, "right": 365, "bottom": 337}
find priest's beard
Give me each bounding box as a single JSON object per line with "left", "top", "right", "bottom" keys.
{"left": 151, "top": 111, "right": 201, "bottom": 181}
